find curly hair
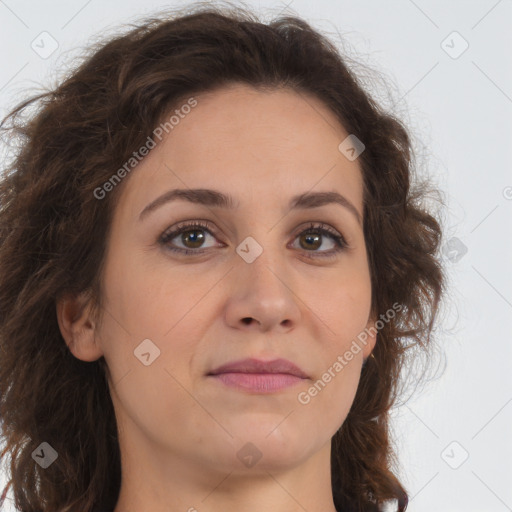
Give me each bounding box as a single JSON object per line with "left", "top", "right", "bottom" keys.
{"left": 0, "top": 2, "right": 446, "bottom": 511}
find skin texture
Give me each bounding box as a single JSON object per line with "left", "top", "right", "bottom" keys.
{"left": 57, "top": 83, "right": 377, "bottom": 512}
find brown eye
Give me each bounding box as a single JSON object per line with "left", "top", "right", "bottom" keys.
{"left": 177, "top": 229, "right": 206, "bottom": 249}
{"left": 159, "top": 221, "right": 221, "bottom": 255}
{"left": 159, "top": 220, "right": 347, "bottom": 259}
{"left": 291, "top": 223, "right": 347, "bottom": 259}
{"left": 298, "top": 232, "right": 323, "bottom": 251}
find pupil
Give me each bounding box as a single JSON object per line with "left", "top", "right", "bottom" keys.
{"left": 303, "top": 233, "right": 320, "bottom": 249}
{"left": 185, "top": 230, "right": 203, "bottom": 247}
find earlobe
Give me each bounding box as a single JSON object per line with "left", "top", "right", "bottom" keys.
{"left": 56, "top": 291, "right": 103, "bottom": 362}
{"left": 362, "top": 314, "right": 378, "bottom": 359}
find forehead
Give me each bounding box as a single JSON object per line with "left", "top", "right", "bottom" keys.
{"left": 117, "top": 83, "right": 364, "bottom": 218}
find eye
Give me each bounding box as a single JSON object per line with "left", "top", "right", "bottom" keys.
{"left": 158, "top": 220, "right": 221, "bottom": 255}
{"left": 158, "top": 220, "right": 348, "bottom": 258}
{"left": 289, "top": 222, "right": 348, "bottom": 259}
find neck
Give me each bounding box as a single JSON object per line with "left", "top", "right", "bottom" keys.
{"left": 113, "top": 435, "right": 338, "bottom": 512}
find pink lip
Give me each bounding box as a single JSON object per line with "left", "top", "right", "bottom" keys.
{"left": 207, "top": 358, "right": 309, "bottom": 393}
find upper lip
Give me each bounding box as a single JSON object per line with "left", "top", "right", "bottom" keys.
{"left": 208, "top": 358, "right": 309, "bottom": 379}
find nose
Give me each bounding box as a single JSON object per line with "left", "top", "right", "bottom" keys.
{"left": 224, "top": 246, "right": 302, "bottom": 333}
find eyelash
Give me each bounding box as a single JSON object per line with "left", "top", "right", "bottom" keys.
{"left": 158, "top": 220, "right": 348, "bottom": 259}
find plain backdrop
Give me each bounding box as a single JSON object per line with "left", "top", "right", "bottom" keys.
{"left": 0, "top": 1, "right": 511, "bottom": 511}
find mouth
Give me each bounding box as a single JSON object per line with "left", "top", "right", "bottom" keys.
{"left": 206, "top": 357, "right": 309, "bottom": 393}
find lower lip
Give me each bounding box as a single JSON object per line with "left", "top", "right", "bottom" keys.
{"left": 209, "top": 373, "right": 306, "bottom": 393}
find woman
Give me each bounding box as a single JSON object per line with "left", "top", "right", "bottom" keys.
{"left": 0, "top": 2, "right": 445, "bottom": 511}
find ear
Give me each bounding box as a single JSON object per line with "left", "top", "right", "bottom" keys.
{"left": 56, "top": 291, "right": 104, "bottom": 362}
{"left": 361, "top": 312, "right": 378, "bottom": 360}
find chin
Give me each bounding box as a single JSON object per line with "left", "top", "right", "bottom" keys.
{"left": 214, "top": 421, "right": 323, "bottom": 472}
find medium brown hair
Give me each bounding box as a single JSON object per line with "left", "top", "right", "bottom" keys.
{"left": 0, "top": 2, "right": 445, "bottom": 511}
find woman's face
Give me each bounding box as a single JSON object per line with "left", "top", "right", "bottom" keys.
{"left": 76, "top": 84, "right": 376, "bottom": 475}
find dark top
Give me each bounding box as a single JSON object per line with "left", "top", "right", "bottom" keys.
{"left": 93, "top": 506, "right": 358, "bottom": 512}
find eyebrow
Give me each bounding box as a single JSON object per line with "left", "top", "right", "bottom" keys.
{"left": 138, "top": 188, "right": 362, "bottom": 226}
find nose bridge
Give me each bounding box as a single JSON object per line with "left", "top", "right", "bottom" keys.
{"left": 235, "top": 214, "right": 288, "bottom": 282}
{"left": 225, "top": 223, "right": 301, "bottom": 331}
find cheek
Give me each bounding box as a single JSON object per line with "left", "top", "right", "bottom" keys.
{"left": 297, "top": 269, "right": 370, "bottom": 419}
{"left": 99, "top": 250, "right": 213, "bottom": 398}
{"left": 293, "top": 352, "right": 362, "bottom": 446}
{"left": 100, "top": 258, "right": 204, "bottom": 440}
{"left": 102, "top": 237, "right": 211, "bottom": 337}
{"left": 299, "top": 266, "right": 372, "bottom": 342}
{"left": 108, "top": 356, "right": 203, "bottom": 452}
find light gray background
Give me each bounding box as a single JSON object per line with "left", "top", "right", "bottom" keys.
{"left": 0, "top": 1, "right": 511, "bottom": 511}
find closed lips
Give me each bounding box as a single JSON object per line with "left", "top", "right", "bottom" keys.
{"left": 207, "top": 358, "right": 309, "bottom": 378}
